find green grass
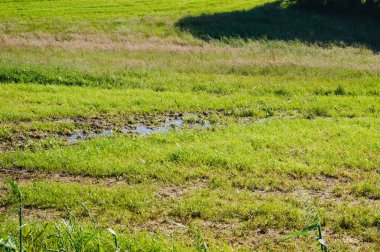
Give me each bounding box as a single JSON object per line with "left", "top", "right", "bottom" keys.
{"left": 0, "top": 0, "right": 272, "bottom": 36}
{"left": 0, "top": 0, "right": 270, "bottom": 19}
{"left": 1, "top": 0, "right": 380, "bottom": 251}
{"left": 0, "top": 83, "right": 379, "bottom": 122}
{"left": 1, "top": 118, "right": 379, "bottom": 180}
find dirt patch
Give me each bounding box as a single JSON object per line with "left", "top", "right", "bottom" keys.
{"left": 0, "top": 167, "right": 128, "bottom": 187}
{"left": 300, "top": 176, "right": 380, "bottom": 206}
{"left": 0, "top": 206, "right": 6, "bottom": 214}
{"left": 0, "top": 167, "right": 209, "bottom": 199}
{"left": 134, "top": 219, "right": 189, "bottom": 236}
{"left": 133, "top": 219, "right": 287, "bottom": 248}
{"left": 1, "top": 167, "right": 209, "bottom": 200}
{"left": 22, "top": 207, "right": 63, "bottom": 221}
{"left": 156, "top": 179, "right": 208, "bottom": 199}
{"left": 0, "top": 206, "right": 62, "bottom": 221}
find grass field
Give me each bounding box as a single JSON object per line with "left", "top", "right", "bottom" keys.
{"left": 0, "top": 0, "right": 379, "bottom": 251}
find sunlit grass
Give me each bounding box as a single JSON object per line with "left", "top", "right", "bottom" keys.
{"left": 1, "top": 0, "right": 380, "bottom": 250}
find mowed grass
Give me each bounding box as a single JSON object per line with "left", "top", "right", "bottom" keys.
{"left": 0, "top": 0, "right": 270, "bottom": 19}
{"left": 0, "top": 0, "right": 380, "bottom": 251}
{"left": 0, "top": 0, "right": 272, "bottom": 36}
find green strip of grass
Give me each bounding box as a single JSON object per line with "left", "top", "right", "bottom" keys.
{"left": 0, "top": 0, "right": 270, "bottom": 20}
{"left": 0, "top": 83, "right": 378, "bottom": 122}
{"left": 1, "top": 118, "right": 379, "bottom": 183}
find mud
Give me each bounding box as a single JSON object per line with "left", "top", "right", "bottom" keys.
{"left": 67, "top": 115, "right": 211, "bottom": 143}
{"left": 0, "top": 111, "right": 218, "bottom": 151}
{"left": 0, "top": 111, "right": 301, "bottom": 152}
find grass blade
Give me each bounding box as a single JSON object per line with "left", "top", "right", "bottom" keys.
{"left": 2, "top": 176, "right": 23, "bottom": 252}
{"left": 83, "top": 229, "right": 100, "bottom": 248}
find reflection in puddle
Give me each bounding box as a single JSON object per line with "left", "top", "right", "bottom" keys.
{"left": 67, "top": 116, "right": 211, "bottom": 143}
{"left": 67, "top": 130, "right": 113, "bottom": 143}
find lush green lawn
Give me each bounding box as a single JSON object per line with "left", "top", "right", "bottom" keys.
{"left": 0, "top": 0, "right": 270, "bottom": 19}
{"left": 0, "top": 0, "right": 379, "bottom": 251}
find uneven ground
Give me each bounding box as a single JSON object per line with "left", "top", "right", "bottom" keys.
{"left": 0, "top": 0, "right": 379, "bottom": 251}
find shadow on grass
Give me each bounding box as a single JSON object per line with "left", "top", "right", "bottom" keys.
{"left": 176, "top": 1, "right": 380, "bottom": 51}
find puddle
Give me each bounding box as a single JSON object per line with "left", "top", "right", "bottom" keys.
{"left": 67, "top": 116, "right": 211, "bottom": 143}
{"left": 67, "top": 130, "right": 113, "bottom": 143}
{"left": 254, "top": 115, "right": 298, "bottom": 124}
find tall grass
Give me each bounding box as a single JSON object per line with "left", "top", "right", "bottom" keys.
{"left": 1, "top": 177, "right": 207, "bottom": 251}
{"left": 283, "top": 192, "right": 328, "bottom": 251}
{"left": 1, "top": 176, "right": 23, "bottom": 252}
{"left": 1, "top": 177, "right": 106, "bottom": 251}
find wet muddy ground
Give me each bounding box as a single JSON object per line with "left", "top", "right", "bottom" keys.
{"left": 67, "top": 115, "right": 212, "bottom": 143}
{"left": 0, "top": 111, "right": 226, "bottom": 152}
{"left": 0, "top": 110, "right": 300, "bottom": 152}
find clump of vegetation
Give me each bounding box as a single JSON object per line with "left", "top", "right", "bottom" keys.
{"left": 334, "top": 85, "right": 345, "bottom": 96}
{"left": 283, "top": 192, "right": 328, "bottom": 252}
{"left": 1, "top": 177, "right": 149, "bottom": 251}
{"left": 1, "top": 177, "right": 23, "bottom": 252}
{"left": 351, "top": 181, "right": 380, "bottom": 200}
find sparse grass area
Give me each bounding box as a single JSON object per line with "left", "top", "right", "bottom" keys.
{"left": 0, "top": 0, "right": 379, "bottom": 251}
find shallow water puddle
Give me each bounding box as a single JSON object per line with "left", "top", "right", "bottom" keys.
{"left": 67, "top": 129, "right": 113, "bottom": 143}
{"left": 67, "top": 116, "right": 211, "bottom": 143}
